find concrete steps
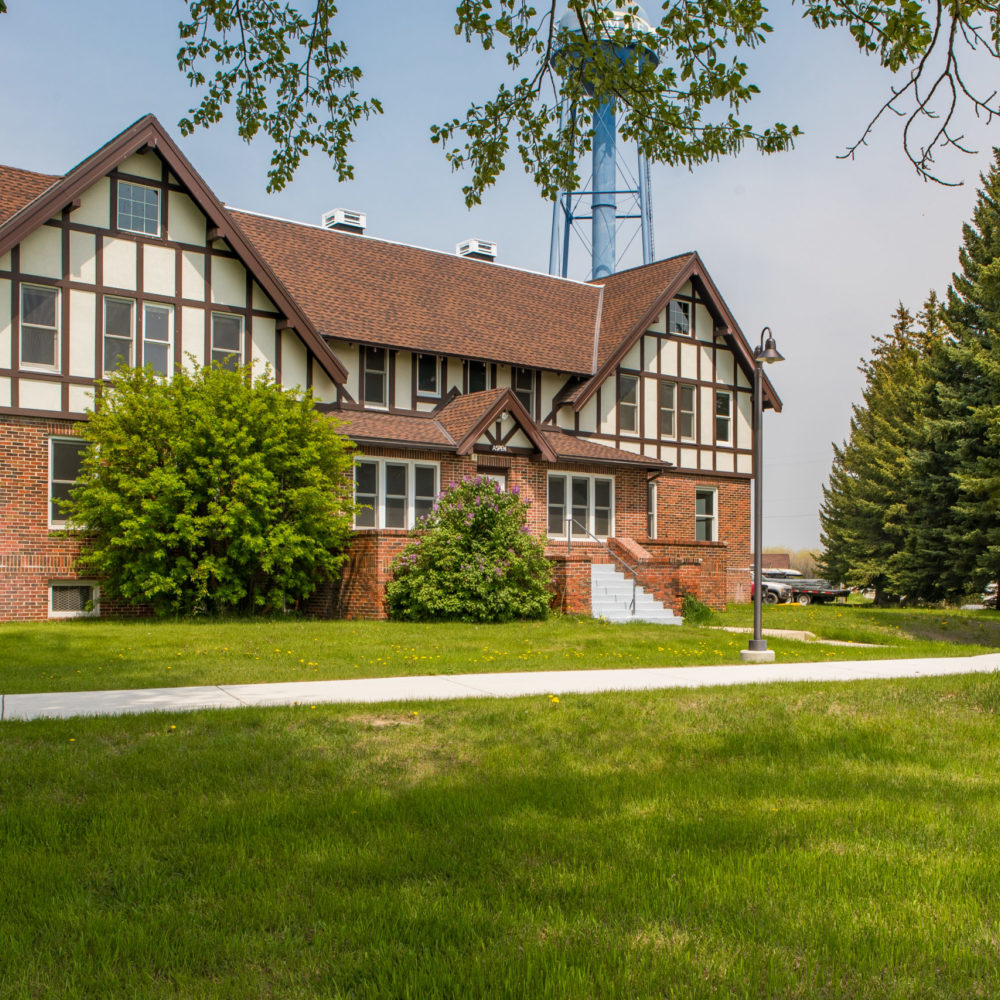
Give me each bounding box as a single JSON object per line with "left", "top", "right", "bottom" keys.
{"left": 590, "top": 563, "right": 683, "bottom": 625}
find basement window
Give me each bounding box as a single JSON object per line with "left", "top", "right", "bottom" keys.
{"left": 49, "top": 582, "right": 99, "bottom": 618}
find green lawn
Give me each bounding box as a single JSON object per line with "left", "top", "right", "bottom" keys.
{"left": 1, "top": 605, "right": 997, "bottom": 694}
{"left": 3, "top": 674, "right": 1000, "bottom": 998}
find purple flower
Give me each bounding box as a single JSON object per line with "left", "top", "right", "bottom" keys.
{"left": 449, "top": 481, "right": 457, "bottom": 490}
{"left": 520, "top": 525, "right": 531, "bottom": 534}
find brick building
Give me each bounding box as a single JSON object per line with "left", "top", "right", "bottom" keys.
{"left": 0, "top": 116, "right": 780, "bottom": 622}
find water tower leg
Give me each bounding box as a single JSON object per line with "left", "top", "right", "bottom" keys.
{"left": 591, "top": 99, "right": 617, "bottom": 280}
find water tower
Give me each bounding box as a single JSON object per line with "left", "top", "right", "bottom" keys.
{"left": 548, "top": 4, "right": 659, "bottom": 280}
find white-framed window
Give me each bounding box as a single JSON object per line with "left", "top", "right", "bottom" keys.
{"left": 547, "top": 473, "right": 614, "bottom": 539}
{"left": 716, "top": 390, "right": 732, "bottom": 444}
{"left": 363, "top": 346, "right": 387, "bottom": 406}
{"left": 679, "top": 384, "right": 697, "bottom": 441}
{"left": 467, "top": 360, "right": 493, "bottom": 394}
{"left": 668, "top": 299, "right": 691, "bottom": 336}
{"left": 211, "top": 312, "right": 243, "bottom": 371}
{"left": 513, "top": 367, "right": 534, "bottom": 414}
{"left": 49, "top": 437, "right": 87, "bottom": 528}
{"left": 695, "top": 487, "right": 717, "bottom": 541}
{"left": 619, "top": 374, "right": 639, "bottom": 433}
{"left": 48, "top": 581, "right": 99, "bottom": 619}
{"left": 117, "top": 180, "right": 160, "bottom": 237}
{"left": 103, "top": 296, "right": 134, "bottom": 374}
{"left": 143, "top": 303, "right": 173, "bottom": 376}
{"left": 20, "top": 283, "right": 60, "bottom": 371}
{"left": 658, "top": 380, "right": 675, "bottom": 437}
{"left": 648, "top": 481, "right": 657, "bottom": 539}
{"left": 416, "top": 354, "right": 440, "bottom": 396}
{"left": 480, "top": 471, "right": 506, "bottom": 490}
{"left": 354, "top": 459, "right": 438, "bottom": 529}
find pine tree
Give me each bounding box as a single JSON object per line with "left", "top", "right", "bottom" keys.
{"left": 819, "top": 300, "right": 940, "bottom": 602}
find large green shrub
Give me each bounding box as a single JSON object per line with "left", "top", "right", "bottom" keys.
{"left": 65, "top": 362, "right": 356, "bottom": 615}
{"left": 386, "top": 476, "right": 552, "bottom": 622}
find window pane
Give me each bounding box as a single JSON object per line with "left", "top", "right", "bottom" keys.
{"left": 620, "top": 376, "right": 637, "bottom": 405}
{"left": 594, "top": 509, "right": 611, "bottom": 537}
{"left": 144, "top": 305, "right": 171, "bottom": 341}
{"left": 144, "top": 342, "right": 169, "bottom": 376}
{"left": 50, "top": 481, "right": 74, "bottom": 523}
{"left": 594, "top": 479, "right": 612, "bottom": 509}
{"left": 468, "top": 361, "right": 487, "bottom": 393}
{"left": 22, "top": 286, "right": 56, "bottom": 327}
{"left": 659, "top": 381, "right": 675, "bottom": 436}
{"left": 52, "top": 440, "right": 86, "bottom": 482}
{"left": 364, "top": 370, "right": 386, "bottom": 404}
{"left": 364, "top": 347, "right": 385, "bottom": 373}
{"left": 384, "top": 497, "right": 406, "bottom": 528}
{"left": 118, "top": 181, "right": 159, "bottom": 235}
{"left": 212, "top": 314, "right": 241, "bottom": 352}
{"left": 355, "top": 503, "right": 376, "bottom": 528}
{"left": 695, "top": 519, "right": 712, "bottom": 542}
{"left": 414, "top": 465, "right": 436, "bottom": 499}
{"left": 385, "top": 464, "right": 407, "bottom": 497}
{"left": 51, "top": 585, "right": 92, "bottom": 613}
{"left": 548, "top": 476, "right": 565, "bottom": 505}
{"left": 571, "top": 478, "right": 589, "bottom": 507}
{"left": 356, "top": 462, "right": 377, "bottom": 495}
{"left": 105, "top": 299, "right": 132, "bottom": 338}
{"left": 669, "top": 300, "right": 690, "bottom": 335}
{"left": 22, "top": 326, "right": 56, "bottom": 366}
{"left": 417, "top": 356, "right": 438, "bottom": 394}
{"left": 104, "top": 337, "right": 132, "bottom": 373}
{"left": 696, "top": 491, "right": 714, "bottom": 517}
{"left": 547, "top": 475, "right": 566, "bottom": 535}
{"left": 571, "top": 477, "right": 589, "bottom": 536}
{"left": 716, "top": 393, "right": 731, "bottom": 417}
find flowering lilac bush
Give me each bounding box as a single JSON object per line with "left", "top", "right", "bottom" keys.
{"left": 386, "top": 476, "right": 552, "bottom": 622}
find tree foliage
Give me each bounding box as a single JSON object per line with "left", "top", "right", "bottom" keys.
{"left": 818, "top": 296, "right": 944, "bottom": 601}
{"left": 386, "top": 476, "right": 553, "bottom": 622}
{"left": 65, "top": 362, "right": 356, "bottom": 615}
{"left": 135, "top": 1, "right": 1000, "bottom": 196}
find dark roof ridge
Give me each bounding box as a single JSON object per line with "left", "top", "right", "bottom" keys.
{"left": 586, "top": 251, "right": 697, "bottom": 284}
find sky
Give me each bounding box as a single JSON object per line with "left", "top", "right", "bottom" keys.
{"left": 1, "top": 1, "right": 995, "bottom": 551}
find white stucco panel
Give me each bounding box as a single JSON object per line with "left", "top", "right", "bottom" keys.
{"left": 737, "top": 367, "right": 751, "bottom": 389}
{"left": 446, "top": 359, "right": 462, "bottom": 394}
{"left": 252, "top": 281, "right": 274, "bottom": 312}
{"left": 69, "top": 231, "right": 96, "bottom": 284}
{"left": 717, "top": 451, "right": 735, "bottom": 473}
{"left": 69, "top": 290, "right": 96, "bottom": 378}
{"left": 0, "top": 376, "right": 10, "bottom": 408}
{"left": 619, "top": 440, "right": 641, "bottom": 455}
{"left": 211, "top": 256, "right": 246, "bottom": 308}
{"left": 181, "top": 306, "right": 205, "bottom": 364}
{"left": 699, "top": 386, "right": 714, "bottom": 441}
{"left": 643, "top": 442, "right": 657, "bottom": 458}
{"left": 0, "top": 251, "right": 11, "bottom": 271}
{"left": 598, "top": 378, "right": 616, "bottom": 434}
{"left": 579, "top": 395, "right": 597, "bottom": 434}
{"left": 250, "top": 316, "right": 277, "bottom": 374}
{"left": 496, "top": 364, "right": 511, "bottom": 389}
{"left": 680, "top": 446, "right": 698, "bottom": 469}
{"left": 643, "top": 376, "right": 657, "bottom": 437}
{"left": 737, "top": 453, "right": 752, "bottom": 474}
{"left": 181, "top": 251, "right": 206, "bottom": 301}
{"left": 647, "top": 308, "right": 666, "bottom": 334}
{"left": 281, "top": 328, "right": 307, "bottom": 391}
{"left": 120, "top": 152, "right": 161, "bottom": 180}
{"left": 142, "top": 244, "right": 175, "bottom": 297}
{"left": 103, "top": 237, "right": 136, "bottom": 291}
{"left": 679, "top": 342, "right": 698, "bottom": 380}
{"left": 700, "top": 345, "right": 713, "bottom": 378}
{"left": 679, "top": 281, "right": 693, "bottom": 297}
{"left": 716, "top": 349, "right": 734, "bottom": 385}
{"left": 662, "top": 445, "right": 677, "bottom": 468}
{"left": 68, "top": 384, "right": 94, "bottom": 414}
{"left": 327, "top": 340, "right": 358, "bottom": 400}
{"left": 622, "top": 342, "right": 641, "bottom": 371}
{"left": 700, "top": 450, "right": 714, "bottom": 471}
{"left": 643, "top": 334, "right": 659, "bottom": 372}
{"left": 0, "top": 278, "right": 10, "bottom": 369}
{"left": 541, "top": 373, "right": 564, "bottom": 416}
{"left": 395, "top": 351, "right": 412, "bottom": 409}
{"left": 169, "top": 191, "right": 206, "bottom": 246}
{"left": 73, "top": 177, "right": 109, "bottom": 229}
{"left": 737, "top": 392, "right": 752, "bottom": 445}
{"left": 659, "top": 338, "right": 677, "bottom": 376}
{"left": 555, "top": 406, "right": 574, "bottom": 430}
{"left": 311, "top": 363, "right": 337, "bottom": 404}
{"left": 21, "top": 226, "right": 62, "bottom": 280}
{"left": 695, "top": 303, "right": 714, "bottom": 342}
{"left": 506, "top": 428, "right": 533, "bottom": 449}
{"left": 20, "top": 378, "right": 61, "bottom": 410}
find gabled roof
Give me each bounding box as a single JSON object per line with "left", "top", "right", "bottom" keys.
{"left": 0, "top": 165, "right": 59, "bottom": 226}
{"left": 0, "top": 115, "right": 347, "bottom": 386}
{"left": 227, "top": 209, "right": 603, "bottom": 374}
{"left": 435, "top": 388, "right": 557, "bottom": 460}
{"left": 581, "top": 252, "right": 782, "bottom": 412}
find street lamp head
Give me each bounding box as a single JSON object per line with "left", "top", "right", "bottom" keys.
{"left": 755, "top": 327, "right": 784, "bottom": 365}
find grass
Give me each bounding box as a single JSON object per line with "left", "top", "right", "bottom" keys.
{"left": 1, "top": 604, "right": 997, "bottom": 695}
{"left": 3, "top": 674, "right": 1000, "bottom": 998}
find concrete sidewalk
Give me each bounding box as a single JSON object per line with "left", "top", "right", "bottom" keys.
{"left": 3, "top": 652, "right": 999, "bottom": 721}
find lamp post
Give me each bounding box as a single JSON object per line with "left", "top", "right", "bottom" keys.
{"left": 740, "top": 327, "right": 784, "bottom": 665}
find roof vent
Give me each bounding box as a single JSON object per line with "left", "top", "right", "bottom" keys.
{"left": 457, "top": 238, "right": 497, "bottom": 262}
{"left": 322, "top": 208, "right": 366, "bottom": 235}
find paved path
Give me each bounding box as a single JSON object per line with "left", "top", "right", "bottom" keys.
{"left": 3, "top": 652, "right": 999, "bottom": 721}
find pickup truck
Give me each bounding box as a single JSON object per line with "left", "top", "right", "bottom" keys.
{"left": 778, "top": 578, "right": 851, "bottom": 605}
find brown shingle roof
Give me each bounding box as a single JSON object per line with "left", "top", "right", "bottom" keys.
{"left": 589, "top": 254, "right": 695, "bottom": 371}
{"left": 434, "top": 388, "right": 508, "bottom": 444}
{"left": 541, "top": 429, "right": 667, "bottom": 468}
{"left": 228, "top": 209, "right": 602, "bottom": 374}
{"left": 331, "top": 409, "right": 455, "bottom": 449}
{"left": 0, "top": 164, "right": 60, "bottom": 227}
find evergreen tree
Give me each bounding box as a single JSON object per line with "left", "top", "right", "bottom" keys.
{"left": 819, "top": 299, "right": 941, "bottom": 602}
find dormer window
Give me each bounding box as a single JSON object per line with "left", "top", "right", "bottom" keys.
{"left": 117, "top": 181, "right": 160, "bottom": 237}
{"left": 467, "top": 360, "right": 493, "bottom": 393}
{"left": 513, "top": 367, "right": 534, "bottom": 414}
{"left": 416, "top": 354, "right": 440, "bottom": 396}
{"left": 668, "top": 300, "right": 691, "bottom": 336}
{"left": 363, "top": 347, "right": 387, "bottom": 406}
